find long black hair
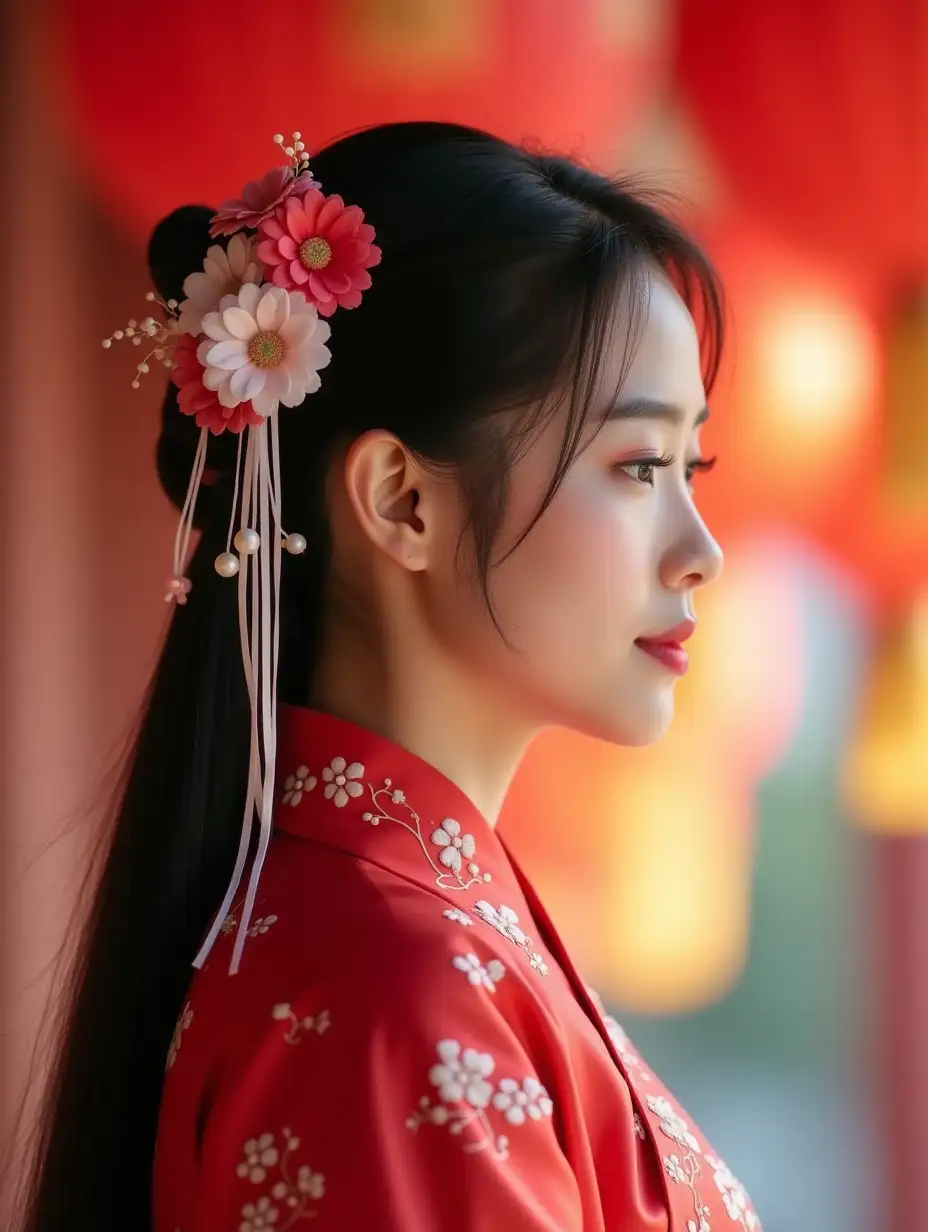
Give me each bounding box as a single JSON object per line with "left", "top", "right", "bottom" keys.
{"left": 10, "top": 121, "right": 724, "bottom": 1229}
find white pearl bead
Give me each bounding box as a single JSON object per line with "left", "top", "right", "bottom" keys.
{"left": 234, "top": 528, "right": 261, "bottom": 555}
{"left": 284, "top": 532, "right": 307, "bottom": 556}
{"left": 214, "top": 552, "right": 240, "bottom": 578}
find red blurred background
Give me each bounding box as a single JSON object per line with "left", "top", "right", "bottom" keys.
{"left": 3, "top": 2, "right": 927, "bottom": 1228}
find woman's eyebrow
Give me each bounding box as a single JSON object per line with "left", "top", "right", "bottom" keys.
{"left": 603, "top": 397, "right": 710, "bottom": 427}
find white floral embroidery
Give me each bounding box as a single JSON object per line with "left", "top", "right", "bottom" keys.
{"left": 472, "top": 901, "right": 548, "bottom": 977}
{"left": 321, "top": 756, "right": 365, "bottom": 807}
{"left": 473, "top": 901, "right": 526, "bottom": 945}
{"left": 406, "top": 1040, "right": 554, "bottom": 1161}
{"left": 282, "top": 765, "right": 317, "bottom": 807}
{"left": 633, "top": 1112, "right": 647, "bottom": 1140}
{"left": 240, "top": 1195, "right": 279, "bottom": 1231}
{"left": 430, "top": 818, "right": 476, "bottom": 872}
{"left": 706, "top": 1155, "right": 760, "bottom": 1229}
{"left": 272, "top": 1002, "right": 331, "bottom": 1044}
{"left": 360, "top": 776, "right": 488, "bottom": 891}
{"left": 443, "top": 908, "right": 474, "bottom": 927}
{"left": 452, "top": 952, "right": 506, "bottom": 992}
{"left": 166, "top": 1002, "right": 193, "bottom": 1070}
{"left": 238, "top": 1133, "right": 280, "bottom": 1183}
{"left": 586, "top": 985, "right": 652, "bottom": 1082}
{"left": 648, "top": 1096, "right": 702, "bottom": 1153}
{"left": 220, "top": 900, "right": 278, "bottom": 938}
{"left": 491, "top": 1077, "right": 554, "bottom": 1125}
{"left": 237, "top": 1127, "right": 324, "bottom": 1229}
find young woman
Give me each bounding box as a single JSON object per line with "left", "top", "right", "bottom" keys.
{"left": 17, "top": 122, "right": 761, "bottom": 1230}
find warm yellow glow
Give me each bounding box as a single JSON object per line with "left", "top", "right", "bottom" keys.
{"left": 593, "top": 754, "right": 753, "bottom": 1013}
{"left": 844, "top": 594, "right": 928, "bottom": 831}
{"left": 746, "top": 292, "right": 878, "bottom": 503}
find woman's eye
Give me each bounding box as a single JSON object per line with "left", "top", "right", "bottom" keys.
{"left": 614, "top": 456, "right": 671, "bottom": 486}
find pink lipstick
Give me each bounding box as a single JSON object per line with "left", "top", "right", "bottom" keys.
{"left": 634, "top": 619, "right": 695, "bottom": 677}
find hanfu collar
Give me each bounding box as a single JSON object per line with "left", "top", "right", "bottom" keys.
{"left": 273, "top": 703, "right": 512, "bottom": 903}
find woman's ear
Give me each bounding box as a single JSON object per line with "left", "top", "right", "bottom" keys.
{"left": 342, "top": 430, "right": 434, "bottom": 572}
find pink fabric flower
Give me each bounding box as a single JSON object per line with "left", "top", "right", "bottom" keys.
{"left": 210, "top": 168, "right": 316, "bottom": 239}
{"left": 170, "top": 332, "right": 263, "bottom": 435}
{"left": 256, "top": 189, "right": 381, "bottom": 316}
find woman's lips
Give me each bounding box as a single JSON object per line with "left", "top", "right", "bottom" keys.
{"left": 633, "top": 621, "right": 694, "bottom": 676}
{"left": 634, "top": 638, "right": 690, "bottom": 675}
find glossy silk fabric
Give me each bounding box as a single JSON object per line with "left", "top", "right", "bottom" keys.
{"left": 154, "top": 705, "right": 761, "bottom": 1232}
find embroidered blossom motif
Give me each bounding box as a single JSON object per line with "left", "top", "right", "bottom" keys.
{"left": 221, "top": 904, "right": 278, "bottom": 937}
{"left": 431, "top": 818, "right": 476, "bottom": 873}
{"left": 360, "top": 776, "right": 489, "bottom": 892}
{"left": 492, "top": 1077, "right": 554, "bottom": 1126}
{"left": 240, "top": 1195, "right": 279, "bottom": 1231}
{"left": 472, "top": 901, "right": 548, "bottom": 977}
{"left": 272, "top": 1002, "right": 331, "bottom": 1044}
{"left": 238, "top": 1133, "right": 280, "bottom": 1184}
{"left": 586, "top": 985, "right": 652, "bottom": 1082}
{"left": 443, "top": 908, "right": 474, "bottom": 927}
{"left": 646, "top": 1094, "right": 714, "bottom": 1232}
{"left": 248, "top": 914, "right": 279, "bottom": 937}
{"left": 452, "top": 952, "right": 506, "bottom": 992}
{"left": 282, "top": 765, "right": 317, "bottom": 807}
{"left": 706, "top": 1155, "right": 760, "bottom": 1229}
{"left": 633, "top": 1112, "right": 647, "bottom": 1141}
{"left": 322, "top": 757, "right": 365, "bottom": 807}
{"left": 407, "top": 1040, "right": 554, "bottom": 1161}
{"left": 238, "top": 1126, "right": 324, "bottom": 1229}
{"left": 166, "top": 1002, "right": 193, "bottom": 1069}
{"left": 648, "top": 1096, "right": 701, "bottom": 1154}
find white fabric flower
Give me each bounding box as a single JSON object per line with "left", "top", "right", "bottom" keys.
{"left": 491, "top": 1076, "right": 554, "bottom": 1125}
{"left": 430, "top": 818, "right": 476, "bottom": 872}
{"left": 686, "top": 1218, "right": 711, "bottom": 1232}
{"left": 177, "top": 234, "right": 264, "bottom": 335}
{"left": 443, "top": 908, "right": 474, "bottom": 927}
{"left": 237, "top": 1133, "right": 279, "bottom": 1183}
{"left": 239, "top": 1195, "right": 279, "bottom": 1231}
{"left": 647, "top": 1096, "right": 701, "bottom": 1153}
{"left": 321, "top": 757, "right": 364, "bottom": 807}
{"left": 282, "top": 764, "right": 316, "bottom": 806}
{"left": 297, "top": 1166, "right": 325, "bottom": 1198}
{"left": 633, "top": 1112, "right": 647, "bottom": 1140}
{"left": 452, "top": 952, "right": 506, "bottom": 992}
{"left": 707, "top": 1154, "right": 752, "bottom": 1221}
{"left": 473, "top": 901, "right": 527, "bottom": 946}
{"left": 428, "top": 1039, "right": 495, "bottom": 1108}
{"left": 200, "top": 283, "right": 331, "bottom": 418}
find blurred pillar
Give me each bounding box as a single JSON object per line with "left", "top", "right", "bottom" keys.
{"left": 868, "top": 836, "right": 928, "bottom": 1232}
{"left": 0, "top": 0, "right": 96, "bottom": 1206}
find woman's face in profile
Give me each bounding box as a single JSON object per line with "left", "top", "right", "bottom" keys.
{"left": 428, "top": 271, "right": 724, "bottom": 748}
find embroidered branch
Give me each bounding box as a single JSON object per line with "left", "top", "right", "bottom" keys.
{"left": 406, "top": 1040, "right": 553, "bottom": 1161}
{"left": 272, "top": 1002, "right": 331, "bottom": 1044}
{"left": 237, "top": 1127, "right": 325, "bottom": 1230}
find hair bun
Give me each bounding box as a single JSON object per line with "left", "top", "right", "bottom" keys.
{"left": 147, "top": 205, "right": 215, "bottom": 304}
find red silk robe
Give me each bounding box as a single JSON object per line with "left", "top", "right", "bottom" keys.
{"left": 153, "top": 705, "right": 762, "bottom": 1231}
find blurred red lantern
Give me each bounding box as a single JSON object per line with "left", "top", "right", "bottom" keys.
{"left": 53, "top": 0, "right": 666, "bottom": 238}
{"left": 675, "top": 0, "right": 927, "bottom": 287}
{"left": 676, "top": 3, "right": 928, "bottom": 610}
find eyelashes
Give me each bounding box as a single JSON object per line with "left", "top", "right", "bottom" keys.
{"left": 616, "top": 453, "right": 718, "bottom": 487}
